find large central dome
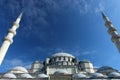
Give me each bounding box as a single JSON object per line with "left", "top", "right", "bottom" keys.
{"left": 49, "top": 52, "right": 76, "bottom": 66}
{"left": 51, "top": 52, "right": 75, "bottom": 58}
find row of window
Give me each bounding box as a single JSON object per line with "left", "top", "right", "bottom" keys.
{"left": 50, "top": 61, "right": 75, "bottom": 66}
{"left": 51, "top": 57, "right": 73, "bottom": 62}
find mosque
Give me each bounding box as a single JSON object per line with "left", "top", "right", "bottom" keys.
{"left": 0, "top": 52, "right": 120, "bottom": 80}
{"left": 0, "top": 12, "right": 120, "bottom": 80}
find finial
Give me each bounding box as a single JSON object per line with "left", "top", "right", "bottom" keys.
{"left": 15, "top": 12, "right": 23, "bottom": 24}
{"left": 18, "top": 11, "right": 23, "bottom": 19}
{"left": 101, "top": 11, "right": 106, "bottom": 18}
{"left": 60, "top": 50, "right": 64, "bottom": 53}
{"left": 101, "top": 11, "right": 109, "bottom": 21}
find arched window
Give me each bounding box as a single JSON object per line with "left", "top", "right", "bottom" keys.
{"left": 68, "top": 57, "right": 70, "bottom": 61}
{"left": 58, "top": 57, "right": 61, "bottom": 60}
{"left": 63, "top": 57, "right": 65, "bottom": 60}
{"left": 63, "top": 61, "right": 67, "bottom": 65}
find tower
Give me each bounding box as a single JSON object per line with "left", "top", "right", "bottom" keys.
{"left": 0, "top": 12, "right": 23, "bottom": 65}
{"left": 31, "top": 61, "right": 43, "bottom": 73}
{"left": 79, "top": 60, "right": 94, "bottom": 73}
{"left": 101, "top": 12, "right": 120, "bottom": 53}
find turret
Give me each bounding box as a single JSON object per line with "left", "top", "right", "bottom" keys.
{"left": 79, "top": 60, "right": 94, "bottom": 73}
{"left": 0, "top": 12, "right": 23, "bottom": 65}
{"left": 31, "top": 61, "right": 43, "bottom": 73}
{"left": 101, "top": 12, "right": 120, "bottom": 53}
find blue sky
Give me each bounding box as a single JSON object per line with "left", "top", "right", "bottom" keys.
{"left": 0, "top": 0, "right": 120, "bottom": 72}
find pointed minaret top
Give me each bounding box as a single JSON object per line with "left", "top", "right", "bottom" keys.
{"left": 101, "top": 11, "right": 106, "bottom": 18}
{"left": 15, "top": 12, "right": 23, "bottom": 24}
{"left": 101, "top": 11, "right": 110, "bottom": 21}
{"left": 18, "top": 12, "right": 23, "bottom": 19}
{"left": 0, "top": 12, "right": 23, "bottom": 65}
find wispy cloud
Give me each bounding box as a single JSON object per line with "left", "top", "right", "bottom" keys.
{"left": 73, "top": 49, "right": 97, "bottom": 57}
{"left": 0, "top": 0, "right": 105, "bottom": 41}
{"left": 95, "top": 2, "right": 105, "bottom": 13}
{"left": 72, "top": 0, "right": 93, "bottom": 14}
{"left": 0, "top": 58, "right": 32, "bottom": 72}
{"left": 32, "top": 45, "right": 97, "bottom": 58}
{"left": 81, "top": 50, "right": 97, "bottom": 55}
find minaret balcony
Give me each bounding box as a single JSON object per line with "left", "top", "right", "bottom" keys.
{"left": 8, "top": 29, "right": 16, "bottom": 36}
{"left": 105, "top": 21, "right": 112, "bottom": 28}
{"left": 3, "top": 36, "right": 13, "bottom": 44}
{"left": 13, "top": 22, "right": 19, "bottom": 28}
{"left": 108, "top": 27, "right": 117, "bottom": 35}
{"left": 111, "top": 35, "right": 120, "bottom": 42}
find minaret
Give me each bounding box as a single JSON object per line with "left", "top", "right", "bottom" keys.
{"left": 101, "top": 12, "right": 120, "bottom": 53}
{"left": 0, "top": 12, "right": 23, "bottom": 65}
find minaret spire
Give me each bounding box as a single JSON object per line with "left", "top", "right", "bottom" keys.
{"left": 101, "top": 12, "right": 109, "bottom": 21}
{"left": 0, "top": 12, "right": 23, "bottom": 65}
{"left": 101, "top": 11, "right": 120, "bottom": 53}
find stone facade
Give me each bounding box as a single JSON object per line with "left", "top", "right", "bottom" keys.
{"left": 0, "top": 52, "right": 120, "bottom": 80}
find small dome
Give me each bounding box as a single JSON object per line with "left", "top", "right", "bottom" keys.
{"left": 54, "top": 70, "right": 68, "bottom": 75}
{"left": 3, "top": 73, "right": 16, "bottom": 78}
{"left": 38, "top": 74, "right": 48, "bottom": 78}
{"left": 98, "top": 66, "right": 116, "bottom": 71}
{"left": 108, "top": 72, "right": 120, "bottom": 78}
{"left": 72, "top": 73, "right": 86, "bottom": 78}
{"left": 97, "top": 66, "right": 117, "bottom": 74}
{"left": 20, "top": 74, "right": 33, "bottom": 78}
{"left": 91, "top": 73, "right": 104, "bottom": 78}
{"left": 52, "top": 52, "right": 75, "bottom": 58}
{"left": 34, "top": 61, "right": 40, "bottom": 63}
{"left": 10, "top": 66, "right": 28, "bottom": 73}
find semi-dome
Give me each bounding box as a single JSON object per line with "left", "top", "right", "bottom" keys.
{"left": 52, "top": 52, "right": 75, "bottom": 58}
{"left": 34, "top": 60, "right": 40, "bottom": 63}
{"left": 3, "top": 73, "right": 16, "bottom": 78}
{"left": 97, "top": 66, "right": 117, "bottom": 74}
{"left": 20, "top": 73, "right": 33, "bottom": 78}
{"left": 90, "top": 73, "right": 104, "bottom": 78}
{"left": 98, "top": 66, "right": 116, "bottom": 71}
{"left": 108, "top": 72, "right": 120, "bottom": 78}
{"left": 54, "top": 70, "right": 68, "bottom": 75}
{"left": 72, "top": 73, "right": 86, "bottom": 78}
{"left": 38, "top": 74, "right": 48, "bottom": 78}
{"left": 9, "top": 66, "right": 28, "bottom": 73}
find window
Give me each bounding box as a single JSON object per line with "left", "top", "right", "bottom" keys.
{"left": 58, "top": 57, "right": 61, "bottom": 60}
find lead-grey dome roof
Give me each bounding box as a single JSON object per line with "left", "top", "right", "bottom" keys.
{"left": 10, "top": 66, "right": 28, "bottom": 73}
{"left": 98, "top": 66, "right": 116, "bottom": 71}
{"left": 90, "top": 73, "right": 104, "bottom": 78}
{"left": 72, "top": 73, "right": 86, "bottom": 78}
{"left": 97, "top": 66, "right": 117, "bottom": 74}
{"left": 108, "top": 72, "right": 120, "bottom": 78}
{"left": 52, "top": 52, "right": 75, "bottom": 58}
{"left": 20, "top": 73, "right": 33, "bottom": 78}
{"left": 54, "top": 70, "right": 68, "bottom": 75}
{"left": 3, "top": 73, "right": 16, "bottom": 78}
{"left": 38, "top": 74, "right": 48, "bottom": 78}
